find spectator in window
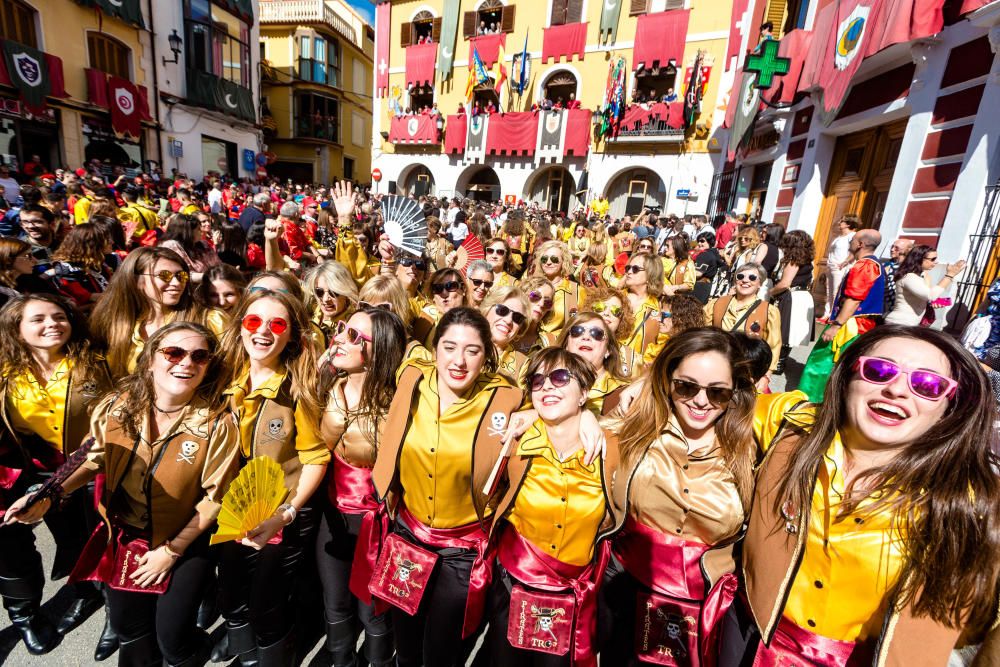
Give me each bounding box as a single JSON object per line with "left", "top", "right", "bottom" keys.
{"left": 662, "top": 87, "right": 678, "bottom": 103}
{"left": 479, "top": 20, "right": 487, "bottom": 34}
{"left": 566, "top": 93, "right": 581, "bottom": 109}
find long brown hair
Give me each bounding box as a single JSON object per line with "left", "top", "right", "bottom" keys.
{"left": 0, "top": 238, "right": 31, "bottom": 288}
{"left": 616, "top": 327, "right": 756, "bottom": 505}
{"left": 116, "top": 321, "right": 228, "bottom": 439}
{"left": 90, "top": 247, "right": 208, "bottom": 378}
{"left": 775, "top": 325, "right": 1000, "bottom": 630}
{"left": 52, "top": 223, "right": 109, "bottom": 271}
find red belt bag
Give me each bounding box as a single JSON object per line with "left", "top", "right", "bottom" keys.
{"left": 70, "top": 523, "right": 170, "bottom": 595}
{"left": 506, "top": 585, "right": 575, "bottom": 657}
{"left": 634, "top": 592, "right": 701, "bottom": 666}
{"left": 110, "top": 534, "right": 171, "bottom": 594}
{"left": 368, "top": 532, "right": 438, "bottom": 615}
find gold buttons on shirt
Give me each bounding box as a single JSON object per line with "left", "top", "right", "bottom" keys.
{"left": 814, "top": 580, "right": 823, "bottom": 589}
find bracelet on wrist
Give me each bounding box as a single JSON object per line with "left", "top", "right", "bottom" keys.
{"left": 162, "top": 541, "right": 182, "bottom": 559}
{"left": 276, "top": 503, "right": 297, "bottom": 524}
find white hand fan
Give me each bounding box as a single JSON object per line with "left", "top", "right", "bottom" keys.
{"left": 381, "top": 196, "right": 428, "bottom": 257}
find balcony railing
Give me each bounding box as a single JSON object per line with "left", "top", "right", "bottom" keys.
{"left": 606, "top": 102, "right": 686, "bottom": 142}
{"left": 259, "top": 0, "right": 361, "bottom": 48}
{"left": 612, "top": 123, "right": 686, "bottom": 141}
{"left": 296, "top": 117, "right": 339, "bottom": 142}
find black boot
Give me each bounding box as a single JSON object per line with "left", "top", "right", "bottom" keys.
{"left": 196, "top": 579, "right": 219, "bottom": 631}
{"left": 94, "top": 586, "right": 119, "bottom": 661}
{"left": 224, "top": 622, "right": 258, "bottom": 666}
{"left": 57, "top": 591, "right": 103, "bottom": 635}
{"left": 257, "top": 628, "right": 296, "bottom": 667}
{"left": 324, "top": 619, "right": 357, "bottom": 667}
{"left": 165, "top": 629, "right": 212, "bottom": 667}
{"left": 363, "top": 632, "right": 395, "bottom": 667}
{"left": 7, "top": 597, "right": 58, "bottom": 655}
{"left": 774, "top": 345, "right": 792, "bottom": 375}
{"left": 117, "top": 632, "right": 161, "bottom": 667}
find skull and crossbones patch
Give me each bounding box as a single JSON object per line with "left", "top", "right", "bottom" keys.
{"left": 488, "top": 412, "right": 507, "bottom": 437}
{"left": 177, "top": 440, "right": 199, "bottom": 465}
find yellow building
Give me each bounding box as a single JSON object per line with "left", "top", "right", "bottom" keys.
{"left": 260, "top": 0, "right": 374, "bottom": 184}
{"left": 372, "top": 0, "right": 738, "bottom": 216}
{"left": 0, "top": 0, "right": 152, "bottom": 173}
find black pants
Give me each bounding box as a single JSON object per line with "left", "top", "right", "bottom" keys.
{"left": 597, "top": 556, "right": 646, "bottom": 667}
{"left": 315, "top": 500, "right": 390, "bottom": 635}
{"left": 390, "top": 521, "right": 481, "bottom": 667}
{"left": 716, "top": 597, "right": 760, "bottom": 667}
{"left": 484, "top": 564, "right": 572, "bottom": 667}
{"left": 218, "top": 503, "right": 319, "bottom": 646}
{"left": 0, "top": 478, "right": 99, "bottom": 606}
{"left": 105, "top": 534, "right": 213, "bottom": 663}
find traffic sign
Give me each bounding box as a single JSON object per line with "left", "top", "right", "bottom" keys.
{"left": 676, "top": 189, "right": 691, "bottom": 198}
{"left": 372, "top": 168, "right": 382, "bottom": 182}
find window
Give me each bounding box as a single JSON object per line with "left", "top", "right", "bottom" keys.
{"left": 352, "top": 59, "right": 366, "bottom": 94}
{"left": 0, "top": 0, "right": 37, "bottom": 47}
{"left": 543, "top": 72, "right": 577, "bottom": 105}
{"left": 401, "top": 11, "right": 441, "bottom": 47}
{"left": 409, "top": 85, "right": 433, "bottom": 113}
{"left": 462, "top": 1, "right": 515, "bottom": 38}
{"left": 299, "top": 33, "right": 340, "bottom": 86}
{"left": 185, "top": 0, "right": 251, "bottom": 88}
{"left": 631, "top": 0, "right": 684, "bottom": 16}
{"left": 296, "top": 93, "right": 339, "bottom": 141}
{"left": 633, "top": 65, "right": 678, "bottom": 102}
{"left": 88, "top": 33, "right": 130, "bottom": 78}
{"left": 352, "top": 112, "right": 365, "bottom": 146}
{"left": 550, "top": 0, "right": 582, "bottom": 26}
{"left": 343, "top": 157, "right": 354, "bottom": 181}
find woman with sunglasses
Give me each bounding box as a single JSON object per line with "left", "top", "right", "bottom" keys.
{"left": 512, "top": 277, "right": 557, "bottom": 357}
{"left": 317, "top": 308, "right": 406, "bottom": 667}
{"left": 91, "top": 247, "right": 226, "bottom": 378}
{"left": 483, "top": 347, "right": 621, "bottom": 667}
{"left": 560, "top": 312, "right": 633, "bottom": 417}
{"left": 500, "top": 213, "right": 535, "bottom": 278}
{"left": 884, "top": 245, "right": 965, "bottom": 326}
{"left": 0, "top": 295, "right": 113, "bottom": 657}
{"left": 704, "top": 262, "right": 782, "bottom": 374}
{"left": 661, "top": 236, "right": 696, "bottom": 298}
{"left": 580, "top": 287, "right": 639, "bottom": 378}
{"left": 382, "top": 250, "right": 429, "bottom": 319}
{"left": 466, "top": 260, "right": 496, "bottom": 310}
{"left": 602, "top": 328, "right": 756, "bottom": 664}
{"left": 569, "top": 223, "right": 592, "bottom": 267}
{"left": 485, "top": 237, "right": 517, "bottom": 289}
{"left": 368, "top": 307, "right": 524, "bottom": 667}
{"left": 305, "top": 261, "right": 359, "bottom": 348}
{"left": 480, "top": 287, "right": 532, "bottom": 383}
{"left": 412, "top": 267, "right": 469, "bottom": 346}
{"left": 214, "top": 289, "right": 327, "bottom": 665}
{"left": 621, "top": 252, "right": 667, "bottom": 371}
{"left": 719, "top": 326, "right": 1000, "bottom": 665}
{"left": 531, "top": 240, "right": 585, "bottom": 340}
{"left": 6, "top": 322, "right": 240, "bottom": 666}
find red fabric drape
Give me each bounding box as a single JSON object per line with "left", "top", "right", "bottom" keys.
{"left": 85, "top": 68, "right": 109, "bottom": 108}
{"left": 445, "top": 113, "right": 466, "bottom": 153}
{"left": 633, "top": 10, "right": 690, "bottom": 70}
{"left": 564, "top": 108, "right": 591, "bottom": 155}
{"left": 468, "top": 33, "right": 506, "bottom": 68}
{"left": 45, "top": 55, "right": 67, "bottom": 98}
{"left": 405, "top": 42, "right": 437, "bottom": 88}
{"left": 542, "top": 22, "right": 588, "bottom": 63}
{"left": 375, "top": 2, "right": 391, "bottom": 96}
{"left": 389, "top": 114, "right": 440, "bottom": 143}
{"left": 486, "top": 111, "right": 537, "bottom": 155}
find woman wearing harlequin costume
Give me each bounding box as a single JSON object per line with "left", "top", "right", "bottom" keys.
{"left": 718, "top": 325, "right": 1000, "bottom": 666}
{"left": 601, "top": 328, "right": 757, "bottom": 665}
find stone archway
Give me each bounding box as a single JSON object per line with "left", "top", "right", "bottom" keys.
{"left": 524, "top": 165, "right": 575, "bottom": 213}
{"left": 457, "top": 165, "right": 501, "bottom": 203}
{"left": 399, "top": 163, "right": 435, "bottom": 196}
{"left": 604, "top": 167, "right": 666, "bottom": 218}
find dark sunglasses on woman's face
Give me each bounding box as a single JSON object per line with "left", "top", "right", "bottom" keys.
{"left": 735, "top": 273, "right": 760, "bottom": 282}
{"left": 671, "top": 379, "right": 733, "bottom": 406}
{"left": 528, "top": 290, "right": 554, "bottom": 309}
{"left": 431, "top": 280, "right": 463, "bottom": 295}
{"left": 399, "top": 257, "right": 427, "bottom": 271}
{"left": 359, "top": 300, "right": 393, "bottom": 312}
{"left": 540, "top": 255, "right": 561, "bottom": 265}
{"left": 624, "top": 264, "right": 645, "bottom": 275}
{"left": 315, "top": 288, "right": 340, "bottom": 300}
{"left": 569, "top": 325, "right": 606, "bottom": 342}
{"left": 470, "top": 278, "right": 494, "bottom": 289}
{"left": 493, "top": 304, "right": 526, "bottom": 326}
{"left": 528, "top": 368, "right": 576, "bottom": 392}
{"left": 158, "top": 346, "right": 212, "bottom": 365}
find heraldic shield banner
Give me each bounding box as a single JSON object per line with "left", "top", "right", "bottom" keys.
{"left": 2, "top": 41, "right": 50, "bottom": 112}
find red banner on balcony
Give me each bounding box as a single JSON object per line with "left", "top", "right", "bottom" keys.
{"left": 542, "top": 23, "right": 587, "bottom": 63}
{"left": 771, "top": 30, "right": 813, "bottom": 105}
{"left": 375, "top": 1, "right": 390, "bottom": 96}
{"left": 390, "top": 114, "right": 440, "bottom": 144}
{"left": 620, "top": 102, "right": 684, "bottom": 129}
{"left": 564, "top": 108, "right": 591, "bottom": 155}
{"left": 46, "top": 55, "right": 66, "bottom": 98}
{"left": 86, "top": 68, "right": 110, "bottom": 108}
{"left": 633, "top": 10, "right": 690, "bottom": 70}
{"left": 406, "top": 43, "right": 437, "bottom": 88}
{"left": 108, "top": 75, "right": 143, "bottom": 140}
{"left": 486, "top": 111, "right": 537, "bottom": 155}
{"left": 445, "top": 113, "right": 466, "bottom": 153}
{"left": 468, "top": 34, "right": 505, "bottom": 69}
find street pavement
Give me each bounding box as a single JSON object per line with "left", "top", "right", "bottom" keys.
{"left": 0, "top": 342, "right": 817, "bottom": 665}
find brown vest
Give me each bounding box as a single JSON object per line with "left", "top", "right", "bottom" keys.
{"left": 670, "top": 260, "right": 690, "bottom": 287}
{"left": 245, "top": 384, "right": 303, "bottom": 503}
{"left": 102, "top": 399, "right": 223, "bottom": 548}
{"left": 712, "top": 295, "right": 769, "bottom": 339}
{"left": 743, "top": 433, "right": 992, "bottom": 665}
{"left": 372, "top": 364, "right": 524, "bottom": 525}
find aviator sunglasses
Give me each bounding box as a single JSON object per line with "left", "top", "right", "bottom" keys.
{"left": 528, "top": 291, "right": 554, "bottom": 309}
{"left": 592, "top": 301, "right": 623, "bottom": 317}
{"left": 145, "top": 269, "right": 189, "bottom": 285}
{"left": 569, "top": 325, "right": 607, "bottom": 342}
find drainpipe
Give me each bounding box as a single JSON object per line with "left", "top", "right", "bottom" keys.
{"left": 146, "top": 0, "right": 164, "bottom": 167}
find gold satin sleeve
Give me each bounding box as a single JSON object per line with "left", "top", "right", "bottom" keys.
{"left": 81, "top": 393, "right": 117, "bottom": 473}
{"left": 752, "top": 390, "right": 814, "bottom": 453}
{"left": 765, "top": 304, "right": 782, "bottom": 372}
{"left": 321, "top": 379, "right": 378, "bottom": 468}
{"left": 294, "top": 401, "right": 330, "bottom": 466}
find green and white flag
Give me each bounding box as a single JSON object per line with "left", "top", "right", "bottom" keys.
{"left": 2, "top": 41, "right": 50, "bottom": 111}
{"left": 437, "top": 0, "right": 461, "bottom": 78}
{"left": 91, "top": 0, "right": 145, "bottom": 28}
{"left": 599, "top": 0, "right": 623, "bottom": 43}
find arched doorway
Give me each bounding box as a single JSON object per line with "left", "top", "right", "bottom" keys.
{"left": 401, "top": 164, "right": 435, "bottom": 196}
{"left": 462, "top": 166, "right": 501, "bottom": 202}
{"left": 542, "top": 71, "right": 578, "bottom": 107}
{"left": 525, "top": 166, "right": 575, "bottom": 213}
{"left": 604, "top": 168, "right": 666, "bottom": 218}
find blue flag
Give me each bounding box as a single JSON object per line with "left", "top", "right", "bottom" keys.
{"left": 472, "top": 48, "right": 490, "bottom": 87}
{"left": 517, "top": 33, "right": 529, "bottom": 94}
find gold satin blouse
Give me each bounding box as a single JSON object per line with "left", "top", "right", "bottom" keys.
{"left": 626, "top": 417, "right": 744, "bottom": 545}
{"left": 321, "top": 376, "right": 378, "bottom": 468}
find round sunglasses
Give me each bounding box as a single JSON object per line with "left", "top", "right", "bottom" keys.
{"left": 854, "top": 356, "right": 957, "bottom": 401}
{"left": 735, "top": 273, "right": 760, "bottom": 282}
{"left": 671, "top": 379, "right": 734, "bottom": 406}
{"left": 493, "top": 304, "right": 526, "bottom": 326}
{"left": 569, "top": 325, "right": 606, "bottom": 342}
{"left": 528, "top": 368, "right": 577, "bottom": 392}
{"left": 592, "top": 301, "right": 623, "bottom": 317}
{"left": 335, "top": 319, "right": 372, "bottom": 345}
{"left": 242, "top": 314, "right": 289, "bottom": 335}
{"left": 158, "top": 346, "right": 212, "bottom": 365}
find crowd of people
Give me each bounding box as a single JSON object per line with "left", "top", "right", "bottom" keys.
{"left": 0, "top": 165, "right": 997, "bottom": 667}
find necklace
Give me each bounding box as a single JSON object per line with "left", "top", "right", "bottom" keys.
{"left": 153, "top": 403, "right": 186, "bottom": 414}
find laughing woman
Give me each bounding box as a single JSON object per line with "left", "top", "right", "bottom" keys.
{"left": 532, "top": 240, "right": 586, "bottom": 339}
{"left": 719, "top": 326, "right": 1000, "bottom": 665}
{"left": 369, "top": 307, "right": 524, "bottom": 667}
{"left": 559, "top": 312, "right": 632, "bottom": 417}
{"left": 317, "top": 309, "right": 406, "bottom": 667}
{"left": 480, "top": 286, "right": 532, "bottom": 383}
{"left": 215, "top": 289, "right": 328, "bottom": 666}
{"left": 305, "top": 261, "right": 359, "bottom": 347}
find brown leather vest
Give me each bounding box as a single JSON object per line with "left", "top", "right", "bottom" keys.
{"left": 743, "top": 433, "right": 991, "bottom": 666}
{"left": 102, "top": 399, "right": 221, "bottom": 548}
{"left": 244, "top": 384, "right": 303, "bottom": 503}
{"left": 712, "top": 295, "right": 769, "bottom": 339}
{"left": 372, "top": 364, "right": 524, "bottom": 525}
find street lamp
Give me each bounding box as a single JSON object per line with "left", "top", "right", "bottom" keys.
{"left": 163, "top": 30, "right": 183, "bottom": 66}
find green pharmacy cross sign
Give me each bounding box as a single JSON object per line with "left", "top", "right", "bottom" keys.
{"left": 745, "top": 39, "right": 790, "bottom": 90}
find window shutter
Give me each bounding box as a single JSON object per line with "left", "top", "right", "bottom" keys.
{"left": 551, "top": 0, "right": 567, "bottom": 26}
{"left": 463, "top": 11, "right": 477, "bottom": 39}
{"left": 629, "top": 0, "right": 648, "bottom": 16}
{"left": 400, "top": 23, "right": 412, "bottom": 47}
{"left": 567, "top": 0, "right": 583, "bottom": 23}
{"left": 500, "top": 5, "right": 515, "bottom": 33}
{"left": 664, "top": 0, "right": 685, "bottom": 7}
{"left": 432, "top": 17, "right": 442, "bottom": 42}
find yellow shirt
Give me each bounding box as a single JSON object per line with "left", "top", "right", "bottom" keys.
{"left": 704, "top": 297, "right": 783, "bottom": 372}
{"left": 494, "top": 272, "right": 516, "bottom": 290}
{"left": 783, "top": 433, "right": 905, "bottom": 642}
{"left": 127, "top": 309, "right": 228, "bottom": 374}
{"left": 752, "top": 390, "right": 814, "bottom": 452}
{"left": 398, "top": 360, "right": 514, "bottom": 528}
{"left": 586, "top": 371, "right": 626, "bottom": 416}
{"left": 5, "top": 358, "right": 71, "bottom": 451}
{"left": 225, "top": 369, "right": 328, "bottom": 465}
{"left": 74, "top": 196, "right": 93, "bottom": 225}
{"left": 507, "top": 421, "right": 605, "bottom": 566}
{"left": 624, "top": 294, "right": 664, "bottom": 358}
{"left": 180, "top": 203, "right": 200, "bottom": 216}
{"left": 541, "top": 277, "right": 585, "bottom": 338}
{"left": 118, "top": 204, "right": 159, "bottom": 239}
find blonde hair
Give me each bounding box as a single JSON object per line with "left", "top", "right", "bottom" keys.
{"left": 628, "top": 251, "right": 665, "bottom": 298}
{"left": 531, "top": 240, "right": 573, "bottom": 280}
{"left": 359, "top": 275, "right": 412, "bottom": 326}
{"left": 305, "top": 261, "right": 359, "bottom": 309}
{"left": 480, "top": 286, "right": 533, "bottom": 338}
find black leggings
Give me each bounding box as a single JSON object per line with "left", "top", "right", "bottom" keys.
{"left": 484, "top": 565, "right": 573, "bottom": 667}
{"left": 390, "top": 521, "right": 482, "bottom": 667}
{"left": 598, "top": 556, "right": 644, "bottom": 667}
{"left": 315, "top": 500, "right": 390, "bottom": 635}
{"left": 218, "top": 503, "right": 319, "bottom": 646}
{"left": 105, "top": 535, "right": 213, "bottom": 663}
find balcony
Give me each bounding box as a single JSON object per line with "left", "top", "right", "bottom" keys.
{"left": 296, "top": 116, "right": 339, "bottom": 142}
{"left": 388, "top": 114, "right": 441, "bottom": 145}
{"left": 606, "top": 102, "right": 686, "bottom": 143}
{"left": 259, "top": 0, "right": 361, "bottom": 49}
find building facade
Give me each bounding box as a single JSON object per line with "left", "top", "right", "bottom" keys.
{"left": 371, "top": 0, "right": 737, "bottom": 217}
{"left": 713, "top": 0, "right": 1000, "bottom": 316}
{"left": 260, "top": 0, "right": 374, "bottom": 185}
